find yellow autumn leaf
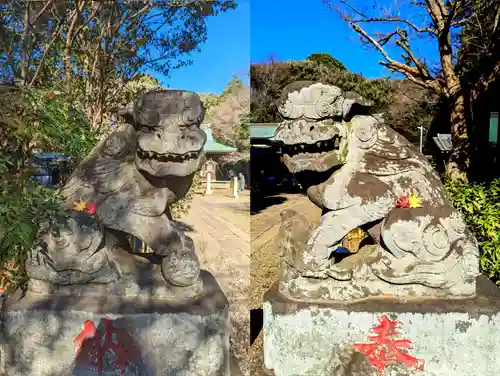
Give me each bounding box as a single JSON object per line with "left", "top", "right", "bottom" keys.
{"left": 408, "top": 193, "right": 424, "bottom": 208}
{"left": 73, "top": 198, "right": 87, "bottom": 212}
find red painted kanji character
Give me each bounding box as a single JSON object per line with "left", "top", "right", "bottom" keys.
{"left": 353, "top": 315, "right": 424, "bottom": 375}
{"left": 74, "top": 317, "right": 141, "bottom": 376}
{"left": 74, "top": 320, "right": 97, "bottom": 357}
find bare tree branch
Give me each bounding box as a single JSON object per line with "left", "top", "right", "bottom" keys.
{"left": 350, "top": 16, "right": 436, "bottom": 34}
{"left": 330, "top": 0, "right": 476, "bottom": 180}
{"left": 27, "top": 18, "right": 65, "bottom": 88}
{"left": 348, "top": 22, "right": 441, "bottom": 92}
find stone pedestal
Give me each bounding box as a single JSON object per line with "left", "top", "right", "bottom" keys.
{"left": 0, "top": 271, "right": 231, "bottom": 376}
{"left": 263, "top": 276, "right": 500, "bottom": 376}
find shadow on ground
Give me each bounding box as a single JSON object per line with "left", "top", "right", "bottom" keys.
{"left": 251, "top": 195, "right": 288, "bottom": 215}
{"left": 250, "top": 308, "right": 263, "bottom": 346}
{"left": 171, "top": 220, "right": 195, "bottom": 233}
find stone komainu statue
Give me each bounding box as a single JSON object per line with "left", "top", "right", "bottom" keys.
{"left": 27, "top": 90, "right": 208, "bottom": 295}
{"left": 273, "top": 81, "right": 479, "bottom": 301}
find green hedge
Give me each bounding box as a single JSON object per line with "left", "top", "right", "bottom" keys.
{"left": 445, "top": 177, "right": 500, "bottom": 282}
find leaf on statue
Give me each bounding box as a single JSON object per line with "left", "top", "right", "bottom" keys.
{"left": 408, "top": 193, "right": 424, "bottom": 208}
{"left": 395, "top": 195, "right": 410, "bottom": 208}
{"left": 86, "top": 203, "right": 97, "bottom": 215}
{"left": 73, "top": 199, "right": 87, "bottom": 212}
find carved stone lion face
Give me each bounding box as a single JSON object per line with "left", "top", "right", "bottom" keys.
{"left": 274, "top": 82, "right": 372, "bottom": 173}
{"left": 120, "top": 90, "right": 207, "bottom": 178}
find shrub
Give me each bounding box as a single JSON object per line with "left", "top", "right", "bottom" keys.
{"left": 306, "top": 53, "right": 346, "bottom": 71}
{"left": 0, "top": 85, "right": 96, "bottom": 292}
{"left": 444, "top": 177, "right": 500, "bottom": 282}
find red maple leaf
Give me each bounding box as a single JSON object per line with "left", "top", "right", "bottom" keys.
{"left": 395, "top": 196, "right": 410, "bottom": 208}
{"left": 86, "top": 203, "right": 97, "bottom": 215}
{"left": 353, "top": 315, "right": 424, "bottom": 375}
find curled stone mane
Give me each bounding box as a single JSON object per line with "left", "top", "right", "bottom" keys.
{"left": 277, "top": 81, "right": 374, "bottom": 122}
{"left": 277, "top": 80, "right": 319, "bottom": 111}
{"left": 133, "top": 90, "right": 206, "bottom": 128}
{"left": 353, "top": 116, "right": 417, "bottom": 174}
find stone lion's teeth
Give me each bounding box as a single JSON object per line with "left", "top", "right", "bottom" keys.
{"left": 300, "top": 145, "right": 305, "bottom": 149}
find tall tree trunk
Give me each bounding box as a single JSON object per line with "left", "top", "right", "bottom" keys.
{"left": 446, "top": 93, "right": 470, "bottom": 182}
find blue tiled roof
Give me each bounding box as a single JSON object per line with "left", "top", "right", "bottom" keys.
{"left": 201, "top": 124, "right": 238, "bottom": 153}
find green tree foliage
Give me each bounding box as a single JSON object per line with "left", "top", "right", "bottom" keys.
{"left": 204, "top": 75, "right": 250, "bottom": 150}
{"left": 0, "top": 85, "right": 96, "bottom": 289}
{"left": 456, "top": 0, "right": 500, "bottom": 91}
{"left": 250, "top": 58, "right": 393, "bottom": 123}
{"left": 306, "top": 53, "right": 346, "bottom": 71}
{"left": 0, "top": 0, "right": 237, "bottom": 130}
{"left": 445, "top": 177, "right": 500, "bottom": 283}
{"left": 115, "top": 74, "right": 163, "bottom": 108}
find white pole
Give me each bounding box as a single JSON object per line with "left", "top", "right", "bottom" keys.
{"left": 205, "top": 172, "right": 213, "bottom": 195}
{"left": 419, "top": 126, "right": 424, "bottom": 154}
{"left": 233, "top": 176, "right": 239, "bottom": 199}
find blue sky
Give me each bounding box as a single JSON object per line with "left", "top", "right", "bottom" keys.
{"left": 251, "top": 0, "right": 439, "bottom": 79}
{"left": 150, "top": 0, "right": 440, "bottom": 94}
{"left": 154, "top": 0, "right": 250, "bottom": 94}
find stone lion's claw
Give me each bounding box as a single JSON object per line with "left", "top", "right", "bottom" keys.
{"left": 325, "top": 267, "right": 353, "bottom": 281}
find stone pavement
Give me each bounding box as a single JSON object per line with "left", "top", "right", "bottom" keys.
{"left": 179, "top": 190, "right": 250, "bottom": 375}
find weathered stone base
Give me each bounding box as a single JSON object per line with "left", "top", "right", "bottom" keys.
{"left": 279, "top": 245, "right": 477, "bottom": 302}
{"left": 27, "top": 246, "right": 204, "bottom": 301}
{"left": 1, "top": 271, "right": 230, "bottom": 376}
{"left": 263, "top": 276, "right": 500, "bottom": 376}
